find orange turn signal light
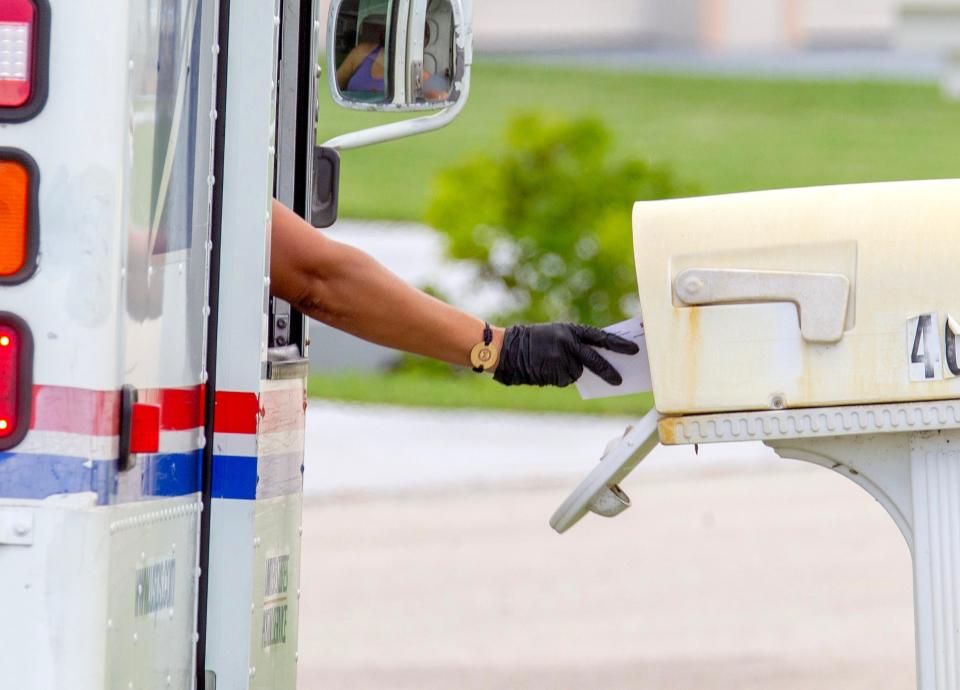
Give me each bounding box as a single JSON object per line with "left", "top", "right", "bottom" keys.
{"left": 0, "top": 149, "right": 38, "bottom": 284}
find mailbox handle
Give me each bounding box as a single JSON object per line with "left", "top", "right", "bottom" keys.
{"left": 674, "top": 268, "right": 850, "bottom": 344}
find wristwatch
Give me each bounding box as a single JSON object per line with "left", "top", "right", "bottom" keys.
{"left": 470, "top": 323, "right": 499, "bottom": 373}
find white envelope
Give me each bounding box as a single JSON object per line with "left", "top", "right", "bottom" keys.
{"left": 576, "top": 317, "right": 653, "bottom": 400}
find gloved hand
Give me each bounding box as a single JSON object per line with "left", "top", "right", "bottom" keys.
{"left": 493, "top": 323, "right": 640, "bottom": 388}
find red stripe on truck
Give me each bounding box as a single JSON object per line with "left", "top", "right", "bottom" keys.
{"left": 31, "top": 386, "right": 120, "bottom": 436}
{"left": 31, "top": 385, "right": 206, "bottom": 436}
{"left": 25, "top": 385, "right": 303, "bottom": 438}
{"left": 213, "top": 391, "right": 260, "bottom": 435}
{"left": 140, "top": 386, "right": 206, "bottom": 431}
{"left": 258, "top": 387, "right": 307, "bottom": 435}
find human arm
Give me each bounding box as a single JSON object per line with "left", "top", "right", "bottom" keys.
{"left": 269, "top": 201, "right": 639, "bottom": 384}
{"left": 335, "top": 44, "right": 374, "bottom": 90}
{"left": 271, "top": 200, "right": 500, "bottom": 368}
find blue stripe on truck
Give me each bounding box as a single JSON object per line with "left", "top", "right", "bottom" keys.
{"left": 0, "top": 450, "right": 287, "bottom": 502}
{"left": 211, "top": 454, "right": 258, "bottom": 500}
{"left": 0, "top": 450, "right": 203, "bottom": 502}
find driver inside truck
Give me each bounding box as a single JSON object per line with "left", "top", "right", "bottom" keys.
{"left": 336, "top": 16, "right": 451, "bottom": 102}
{"left": 269, "top": 201, "right": 640, "bottom": 388}
{"left": 335, "top": 14, "right": 387, "bottom": 95}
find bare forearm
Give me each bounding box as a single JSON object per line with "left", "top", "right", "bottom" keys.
{"left": 270, "top": 201, "right": 503, "bottom": 367}
{"left": 295, "top": 244, "right": 490, "bottom": 365}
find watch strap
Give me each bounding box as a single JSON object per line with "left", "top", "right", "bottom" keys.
{"left": 471, "top": 323, "right": 496, "bottom": 373}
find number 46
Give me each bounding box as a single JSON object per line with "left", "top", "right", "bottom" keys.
{"left": 909, "top": 313, "right": 960, "bottom": 382}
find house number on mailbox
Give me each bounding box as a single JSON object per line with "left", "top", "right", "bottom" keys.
{"left": 908, "top": 313, "right": 960, "bottom": 382}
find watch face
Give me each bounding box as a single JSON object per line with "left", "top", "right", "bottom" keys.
{"left": 477, "top": 347, "right": 493, "bottom": 365}
{"left": 470, "top": 342, "right": 498, "bottom": 371}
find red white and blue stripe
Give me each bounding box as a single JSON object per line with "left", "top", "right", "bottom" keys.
{"left": 0, "top": 385, "right": 305, "bottom": 504}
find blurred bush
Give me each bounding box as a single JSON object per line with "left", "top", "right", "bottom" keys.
{"left": 426, "top": 112, "right": 696, "bottom": 327}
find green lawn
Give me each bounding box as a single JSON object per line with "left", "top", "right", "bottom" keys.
{"left": 319, "top": 62, "right": 960, "bottom": 221}
{"left": 309, "top": 371, "right": 654, "bottom": 416}
{"left": 312, "top": 62, "right": 960, "bottom": 413}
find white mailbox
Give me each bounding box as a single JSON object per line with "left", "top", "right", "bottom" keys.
{"left": 637, "top": 179, "right": 960, "bottom": 416}
{"left": 553, "top": 179, "right": 960, "bottom": 690}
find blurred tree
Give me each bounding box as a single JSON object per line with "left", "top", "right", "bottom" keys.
{"left": 426, "top": 113, "right": 696, "bottom": 327}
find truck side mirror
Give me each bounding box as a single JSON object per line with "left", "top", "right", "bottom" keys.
{"left": 327, "top": 0, "right": 468, "bottom": 112}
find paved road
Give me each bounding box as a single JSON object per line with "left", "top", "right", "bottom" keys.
{"left": 303, "top": 402, "right": 783, "bottom": 496}
{"left": 298, "top": 404, "right": 916, "bottom": 689}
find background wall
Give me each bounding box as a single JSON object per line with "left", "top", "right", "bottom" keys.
{"left": 471, "top": 0, "right": 654, "bottom": 50}
{"left": 802, "top": 0, "right": 901, "bottom": 48}
{"left": 320, "top": 0, "right": 954, "bottom": 53}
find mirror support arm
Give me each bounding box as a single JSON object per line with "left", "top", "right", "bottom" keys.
{"left": 321, "top": 67, "right": 471, "bottom": 152}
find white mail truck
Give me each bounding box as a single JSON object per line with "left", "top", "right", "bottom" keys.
{"left": 0, "top": 0, "right": 471, "bottom": 687}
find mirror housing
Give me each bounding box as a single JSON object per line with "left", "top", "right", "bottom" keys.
{"left": 327, "top": 0, "right": 469, "bottom": 113}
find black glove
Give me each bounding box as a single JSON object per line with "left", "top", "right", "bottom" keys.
{"left": 493, "top": 323, "right": 640, "bottom": 388}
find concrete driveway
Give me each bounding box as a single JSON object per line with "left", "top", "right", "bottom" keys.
{"left": 297, "top": 403, "right": 915, "bottom": 689}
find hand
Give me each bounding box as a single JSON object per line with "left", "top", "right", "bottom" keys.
{"left": 493, "top": 323, "right": 640, "bottom": 388}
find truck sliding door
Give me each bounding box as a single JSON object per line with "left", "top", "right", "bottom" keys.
{"left": 200, "top": 0, "right": 318, "bottom": 688}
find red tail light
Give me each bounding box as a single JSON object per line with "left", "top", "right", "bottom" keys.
{"left": 0, "top": 0, "right": 49, "bottom": 121}
{"left": 0, "top": 313, "right": 32, "bottom": 451}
